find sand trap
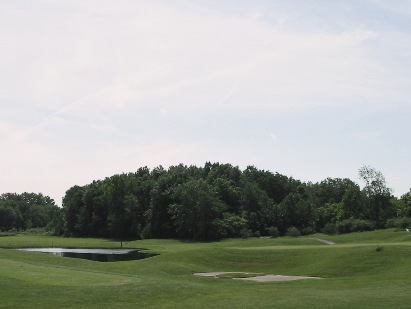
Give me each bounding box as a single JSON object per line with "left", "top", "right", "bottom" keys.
{"left": 193, "top": 272, "right": 261, "bottom": 277}
{"left": 234, "top": 275, "right": 322, "bottom": 282}
{"left": 193, "top": 272, "right": 322, "bottom": 282}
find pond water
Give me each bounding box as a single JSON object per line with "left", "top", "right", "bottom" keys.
{"left": 18, "top": 248, "right": 157, "bottom": 262}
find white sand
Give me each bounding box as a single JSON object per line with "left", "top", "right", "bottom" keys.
{"left": 193, "top": 272, "right": 322, "bottom": 282}
{"left": 234, "top": 275, "right": 322, "bottom": 282}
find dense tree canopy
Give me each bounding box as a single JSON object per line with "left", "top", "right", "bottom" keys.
{"left": 57, "top": 163, "right": 402, "bottom": 240}
{"left": 0, "top": 163, "right": 405, "bottom": 239}
{"left": 0, "top": 192, "right": 61, "bottom": 232}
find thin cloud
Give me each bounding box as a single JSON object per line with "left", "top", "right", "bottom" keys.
{"left": 0, "top": 1, "right": 410, "bottom": 203}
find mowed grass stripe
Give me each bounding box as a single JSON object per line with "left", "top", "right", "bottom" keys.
{"left": 0, "top": 258, "right": 141, "bottom": 286}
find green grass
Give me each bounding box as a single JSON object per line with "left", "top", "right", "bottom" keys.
{"left": 1, "top": 229, "right": 411, "bottom": 308}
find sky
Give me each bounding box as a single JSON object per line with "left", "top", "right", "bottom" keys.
{"left": 1, "top": 0, "right": 410, "bottom": 205}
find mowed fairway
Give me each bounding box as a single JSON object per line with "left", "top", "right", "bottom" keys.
{"left": 1, "top": 230, "right": 411, "bottom": 308}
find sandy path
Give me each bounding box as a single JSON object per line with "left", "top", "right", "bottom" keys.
{"left": 234, "top": 275, "right": 322, "bottom": 282}
{"left": 193, "top": 272, "right": 258, "bottom": 277}
{"left": 194, "top": 272, "right": 322, "bottom": 282}
{"left": 312, "top": 238, "right": 336, "bottom": 245}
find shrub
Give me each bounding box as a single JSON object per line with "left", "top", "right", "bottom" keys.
{"left": 352, "top": 219, "right": 375, "bottom": 232}
{"left": 240, "top": 228, "right": 252, "bottom": 239}
{"left": 301, "top": 227, "right": 315, "bottom": 235}
{"left": 386, "top": 217, "right": 411, "bottom": 229}
{"left": 322, "top": 223, "right": 336, "bottom": 235}
{"left": 0, "top": 231, "right": 17, "bottom": 237}
{"left": 214, "top": 214, "right": 247, "bottom": 238}
{"left": 375, "top": 245, "right": 383, "bottom": 252}
{"left": 285, "top": 227, "right": 301, "bottom": 237}
{"left": 21, "top": 227, "right": 47, "bottom": 235}
{"left": 140, "top": 226, "right": 152, "bottom": 239}
{"left": 336, "top": 218, "right": 375, "bottom": 234}
{"left": 266, "top": 226, "right": 280, "bottom": 238}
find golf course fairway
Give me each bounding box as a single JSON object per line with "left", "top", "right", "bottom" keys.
{"left": 1, "top": 229, "right": 411, "bottom": 308}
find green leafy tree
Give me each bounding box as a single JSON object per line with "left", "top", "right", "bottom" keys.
{"left": 313, "top": 178, "right": 358, "bottom": 205}
{"left": 0, "top": 192, "right": 58, "bottom": 232}
{"left": 316, "top": 202, "right": 343, "bottom": 229}
{"left": 358, "top": 165, "right": 395, "bottom": 226}
{"left": 277, "top": 190, "right": 316, "bottom": 233}
{"left": 398, "top": 189, "right": 411, "bottom": 217}
{"left": 62, "top": 186, "right": 85, "bottom": 236}
{"left": 243, "top": 166, "right": 299, "bottom": 204}
{"left": 340, "top": 185, "right": 368, "bottom": 220}
{"left": 170, "top": 179, "right": 226, "bottom": 240}
{"left": 239, "top": 181, "right": 270, "bottom": 234}
{"left": 0, "top": 205, "right": 17, "bottom": 231}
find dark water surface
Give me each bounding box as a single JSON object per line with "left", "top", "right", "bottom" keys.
{"left": 18, "top": 248, "right": 157, "bottom": 262}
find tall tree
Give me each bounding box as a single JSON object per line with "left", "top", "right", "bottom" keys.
{"left": 62, "top": 186, "right": 85, "bottom": 236}
{"left": 398, "top": 189, "right": 411, "bottom": 217}
{"left": 170, "top": 179, "right": 226, "bottom": 240}
{"left": 358, "top": 165, "right": 395, "bottom": 226}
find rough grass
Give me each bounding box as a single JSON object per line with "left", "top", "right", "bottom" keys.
{"left": 1, "top": 229, "right": 411, "bottom": 308}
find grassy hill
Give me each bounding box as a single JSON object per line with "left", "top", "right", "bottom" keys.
{"left": 1, "top": 230, "right": 411, "bottom": 308}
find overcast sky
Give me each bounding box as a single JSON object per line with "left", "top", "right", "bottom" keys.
{"left": 1, "top": 0, "right": 410, "bottom": 204}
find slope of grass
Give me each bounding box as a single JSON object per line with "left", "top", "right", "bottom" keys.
{"left": 1, "top": 229, "right": 411, "bottom": 308}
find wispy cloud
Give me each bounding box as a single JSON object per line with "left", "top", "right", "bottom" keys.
{"left": 1, "top": 0, "right": 391, "bottom": 113}
{"left": 0, "top": 0, "right": 410, "bottom": 202}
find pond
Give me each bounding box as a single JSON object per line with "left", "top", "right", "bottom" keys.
{"left": 17, "top": 248, "right": 157, "bottom": 262}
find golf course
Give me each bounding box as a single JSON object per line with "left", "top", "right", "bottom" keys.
{"left": 1, "top": 229, "right": 410, "bottom": 308}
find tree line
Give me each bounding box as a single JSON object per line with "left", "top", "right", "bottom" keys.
{"left": 61, "top": 163, "right": 411, "bottom": 240}
{"left": 2, "top": 163, "right": 411, "bottom": 240}
{"left": 0, "top": 192, "right": 60, "bottom": 232}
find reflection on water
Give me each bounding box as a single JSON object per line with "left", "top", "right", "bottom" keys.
{"left": 18, "top": 248, "right": 157, "bottom": 262}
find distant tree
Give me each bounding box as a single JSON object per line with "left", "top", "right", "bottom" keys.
{"left": 0, "top": 205, "right": 17, "bottom": 231}
{"left": 0, "top": 192, "right": 58, "bottom": 232}
{"left": 358, "top": 165, "right": 395, "bottom": 227}
{"left": 243, "top": 166, "right": 299, "bottom": 204}
{"left": 239, "top": 181, "right": 269, "bottom": 234}
{"left": 169, "top": 179, "right": 226, "bottom": 240}
{"left": 206, "top": 163, "right": 242, "bottom": 185}
{"left": 46, "top": 207, "right": 64, "bottom": 235}
{"left": 146, "top": 176, "right": 175, "bottom": 238}
{"left": 277, "top": 191, "right": 316, "bottom": 233}
{"left": 313, "top": 178, "right": 358, "bottom": 205}
{"left": 316, "top": 202, "right": 343, "bottom": 229}
{"left": 104, "top": 174, "right": 142, "bottom": 240}
{"left": 211, "top": 178, "right": 241, "bottom": 213}
{"left": 62, "top": 186, "right": 85, "bottom": 236}
{"left": 340, "top": 185, "right": 368, "bottom": 220}
{"left": 359, "top": 166, "right": 392, "bottom": 197}
{"left": 398, "top": 189, "right": 411, "bottom": 217}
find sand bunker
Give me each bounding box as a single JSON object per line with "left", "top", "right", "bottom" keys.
{"left": 193, "top": 272, "right": 322, "bottom": 282}
{"left": 194, "top": 272, "right": 257, "bottom": 277}
{"left": 235, "top": 275, "right": 322, "bottom": 282}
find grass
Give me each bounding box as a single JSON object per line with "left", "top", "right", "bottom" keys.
{"left": 1, "top": 229, "right": 411, "bottom": 308}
